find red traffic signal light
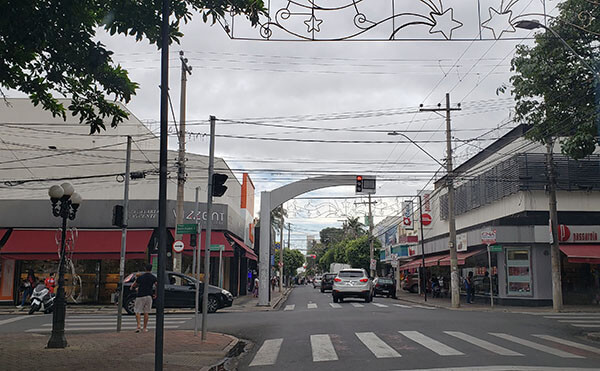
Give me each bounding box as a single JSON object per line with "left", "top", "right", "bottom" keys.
{"left": 356, "top": 176, "right": 363, "bottom": 193}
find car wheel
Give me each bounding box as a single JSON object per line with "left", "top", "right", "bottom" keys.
{"left": 320, "top": 288, "right": 324, "bottom": 293}
{"left": 124, "top": 296, "right": 136, "bottom": 315}
{"left": 339, "top": 297, "right": 344, "bottom": 303}
{"left": 207, "top": 296, "right": 219, "bottom": 313}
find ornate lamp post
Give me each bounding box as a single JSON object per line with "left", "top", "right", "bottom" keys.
{"left": 47, "top": 182, "right": 82, "bottom": 349}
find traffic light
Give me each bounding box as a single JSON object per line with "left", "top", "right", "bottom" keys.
{"left": 112, "top": 205, "right": 124, "bottom": 227}
{"left": 212, "top": 173, "right": 228, "bottom": 197}
{"left": 190, "top": 233, "right": 197, "bottom": 247}
{"left": 356, "top": 175, "right": 363, "bottom": 193}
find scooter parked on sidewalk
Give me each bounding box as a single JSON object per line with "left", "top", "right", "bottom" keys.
{"left": 29, "top": 282, "right": 55, "bottom": 315}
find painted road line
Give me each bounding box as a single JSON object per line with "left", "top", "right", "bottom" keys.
{"left": 558, "top": 320, "right": 600, "bottom": 323}
{"left": 356, "top": 332, "right": 401, "bottom": 358}
{"left": 351, "top": 303, "right": 364, "bottom": 308}
{"left": 571, "top": 324, "right": 600, "bottom": 328}
{"left": 372, "top": 303, "right": 388, "bottom": 308}
{"left": 393, "top": 304, "right": 412, "bottom": 308}
{"left": 392, "top": 367, "right": 600, "bottom": 371}
{"left": 399, "top": 331, "right": 463, "bottom": 356}
{"left": 41, "top": 321, "right": 187, "bottom": 326}
{"left": 284, "top": 305, "right": 295, "bottom": 311}
{"left": 311, "top": 334, "right": 338, "bottom": 362}
{"left": 444, "top": 331, "right": 523, "bottom": 356}
{"left": 533, "top": 334, "right": 600, "bottom": 355}
{"left": 329, "top": 303, "right": 342, "bottom": 309}
{"left": 0, "top": 316, "right": 28, "bottom": 326}
{"left": 26, "top": 325, "right": 180, "bottom": 332}
{"left": 545, "top": 316, "right": 600, "bottom": 319}
{"left": 412, "top": 305, "right": 436, "bottom": 310}
{"left": 249, "top": 338, "right": 283, "bottom": 367}
{"left": 307, "top": 303, "right": 318, "bottom": 309}
{"left": 489, "top": 333, "right": 584, "bottom": 358}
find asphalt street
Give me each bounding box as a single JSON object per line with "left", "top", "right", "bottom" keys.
{"left": 1, "top": 286, "right": 600, "bottom": 371}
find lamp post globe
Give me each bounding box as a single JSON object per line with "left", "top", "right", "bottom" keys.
{"left": 70, "top": 192, "right": 82, "bottom": 206}
{"left": 60, "top": 182, "right": 74, "bottom": 197}
{"left": 48, "top": 185, "right": 64, "bottom": 200}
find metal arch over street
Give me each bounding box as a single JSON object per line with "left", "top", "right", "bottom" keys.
{"left": 258, "top": 175, "right": 358, "bottom": 306}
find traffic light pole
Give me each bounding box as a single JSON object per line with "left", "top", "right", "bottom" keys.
{"left": 202, "top": 115, "right": 216, "bottom": 341}
{"left": 116, "top": 136, "right": 132, "bottom": 332}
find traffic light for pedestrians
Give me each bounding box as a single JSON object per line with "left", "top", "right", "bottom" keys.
{"left": 212, "top": 173, "right": 228, "bottom": 197}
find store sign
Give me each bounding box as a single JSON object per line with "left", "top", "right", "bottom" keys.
{"left": 558, "top": 225, "right": 600, "bottom": 243}
{"left": 456, "top": 232, "right": 468, "bottom": 252}
{"left": 481, "top": 229, "right": 497, "bottom": 245}
{"left": 402, "top": 201, "right": 414, "bottom": 230}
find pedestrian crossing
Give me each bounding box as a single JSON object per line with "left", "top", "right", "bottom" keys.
{"left": 538, "top": 312, "right": 600, "bottom": 330}
{"left": 283, "top": 302, "right": 437, "bottom": 311}
{"left": 25, "top": 315, "right": 191, "bottom": 333}
{"left": 248, "top": 330, "right": 600, "bottom": 367}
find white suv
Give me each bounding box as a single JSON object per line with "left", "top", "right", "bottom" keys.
{"left": 332, "top": 268, "right": 373, "bottom": 303}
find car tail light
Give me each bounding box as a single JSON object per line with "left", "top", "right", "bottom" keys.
{"left": 334, "top": 278, "right": 342, "bottom": 282}
{"left": 376, "top": 283, "right": 380, "bottom": 287}
{"left": 360, "top": 278, "right": 368, "bottom": 283}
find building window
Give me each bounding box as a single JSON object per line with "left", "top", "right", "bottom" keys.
{"left": 506, "top": 247, "right": 532, "bottom": 296}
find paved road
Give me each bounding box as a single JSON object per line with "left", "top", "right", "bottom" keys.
{"left": 2, "top": 285, "right": 600, "bottom": 370}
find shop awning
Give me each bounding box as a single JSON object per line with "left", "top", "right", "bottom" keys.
{"left": 175, "top": 231, "right": 235, "bottom": 258}
{"left": 226, "top": 233, "right": 258, "bottom": 261}
{"left": 560, "top": 245, "right": 600, "bottom": 264}
{"left": 0, "top": 229, "right": 153, "bottom": 260}
{"left": 399, "top": 254, "right": 447, "bottom": 270}
{"left": 439, "top": 248, "right": 486, "bottom": 266}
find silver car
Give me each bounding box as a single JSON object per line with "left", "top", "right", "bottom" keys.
{"left": 332, "top": 268, "right": 373, "bottom": 303}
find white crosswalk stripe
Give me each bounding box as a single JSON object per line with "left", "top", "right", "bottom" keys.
{"left": 372, "top": 303, "right": 388, "bottom": 308}
{"left": 26, "top": 316, "right": 189, "bottom": 333}
{"left": 311, "top": 334, "right": 338, "bottom": 362}
{"left": 533, "top": 334, "right": 600, "bottom": 355}
{"left": 284, "top": 305, "right": 295, "bottom": 311}
{"left": 444, "top": 331, "right": 523, "bottom": 356}
{"left": 329, "top": 303, "right": 342, "bottom": 308}
{"left": 572, "top": 324, "right": 600, "bottom": 328}
{"left": 412, "top": 304, "right": 436, "bottom": 310}
{"left": 307, "top": 303, "right": 318, "bottom": 309}
{"left": 558, "top": 320, "right": 600, "bottom": 323}
{"left": 351, "top": 303, "right": 364, "bottom": 308}
{"left": 356, "top": 332, "right": 401, "bottom": 358}
{"left": 393, "top": 304, "right": 412, "bottom": 308}
{"left": 399, "top": 331, "right": 463, "bottom": 356}
{"left": 249, "top": 338, "right": 283, "bottom": 367}
{"left": 489, "top": 333, "right": 583, "bottom": 358}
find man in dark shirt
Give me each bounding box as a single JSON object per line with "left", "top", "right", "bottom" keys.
{"left": 131, "top": 264, "right": 157, "bottom": 332}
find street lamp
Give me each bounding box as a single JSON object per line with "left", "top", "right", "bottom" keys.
{"left": 387, "top": 131, "right": 445, "bottom": 167}
{"left": 47, "top": 182, "right": 82, "bottom": 348}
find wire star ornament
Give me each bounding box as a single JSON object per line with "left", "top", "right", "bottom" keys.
{"left": 481, "top": 7, "right": 516, "bottom": 39}
{"left": 429, "top": 8, "right": 463, "bottom": 40}
{"left": 304, "top": 15, "right": 324, "bottom": 33}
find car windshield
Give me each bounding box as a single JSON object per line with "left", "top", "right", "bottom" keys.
{"left": 338, "top": 271, "right": 364, "bottom": 278}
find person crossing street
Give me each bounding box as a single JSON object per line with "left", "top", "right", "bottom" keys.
{"left": 130, "top": 264, "right": 157, "bottom": 333}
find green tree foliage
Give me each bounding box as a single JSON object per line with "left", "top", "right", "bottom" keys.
{"left": 509, "top": 0, "right": 599, "bottom": 159}
{"left": 345, "top": 235, "right": 381, "bottom": 271}
{"left": 319, "top": 227, "right": 344, "bottom": 246}
{"left": 342, "top": 217, "right": 367, "bottom": 239}
{"left": 275, "top": 248, "right": 305, "bottom": 278}
{"left": 0, "top": 0, "right": 265, "bottom": 134}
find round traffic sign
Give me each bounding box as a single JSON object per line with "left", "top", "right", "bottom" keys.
{"left": 172, "top": 240, "right": 185, "bottom": 253}
{"left": 421, "top": 213, "right": 432, "bottom": 226}
{"left": 278, "top": 261, "right": 283, "bottom": 268}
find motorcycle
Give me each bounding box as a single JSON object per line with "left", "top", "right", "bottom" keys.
{"left": 29, "top": 282, "right": 55, "bottom": 315}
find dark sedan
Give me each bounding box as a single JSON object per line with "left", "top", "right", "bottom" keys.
{"left": 373, "top": 277, "right": 396, "bottom": 298}
{"left": 320, "top": 273, "right": 337, "bottom": 292}
{"left": 116, "top": 271, "right": 233, "bottom": 314}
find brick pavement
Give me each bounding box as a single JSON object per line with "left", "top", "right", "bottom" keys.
{"left": 0, "top": 330, "right": 238, "bottom": 371}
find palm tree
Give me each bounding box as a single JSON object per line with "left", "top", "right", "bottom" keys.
{"left": 343, "top": 217, "right": 366, "bottom": 239}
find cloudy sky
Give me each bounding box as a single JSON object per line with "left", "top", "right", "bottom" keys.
{"left": 63, "top": 1, "right": 556, "bottom": 250}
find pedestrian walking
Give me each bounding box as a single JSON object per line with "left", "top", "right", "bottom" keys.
{"left": 465, "top": 271, "right": 474, "bottom": 304}
{"left": 253, "top": 276, "right": 259, "bottom": 297}
{"left": 17, "top": 269, "right": 36, "bottom": 309}
{"left": 44, "top": 272, "right": 56, "bottom": 294}
{"left": 130, "top": 264, "right": 157, "bottom": 333}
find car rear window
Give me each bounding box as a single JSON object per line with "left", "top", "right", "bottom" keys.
{"left": 378, "top": 278, "right": 393, "bottom": 284}
{"left": 338, "top": 271, "right": 364, "bottom": 278}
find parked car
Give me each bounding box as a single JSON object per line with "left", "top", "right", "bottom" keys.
{"left": 320, "top": 273, "right": 337, "bottom": 292}
{"left": 401, "top": 273, "right": 420, "bottom": 293}
{"left": 116, "top": 271, "right": 233, "bottom": 315}
{"left": 373, "top": 277, "right": 396, "bottom": 298}
{"left": 472, "top": 275, "right": 498, "bottom": 295}
{"left": 313, "top": 276, "right": 322, "bottom": 289}
{"left": 332, "top": 268, "right": 373, "bottom": 303}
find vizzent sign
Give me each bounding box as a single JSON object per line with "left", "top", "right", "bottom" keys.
{"left": 558, "top": 225, "right": 600, "bottom": 243}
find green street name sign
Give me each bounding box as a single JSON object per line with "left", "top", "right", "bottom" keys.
{"left": 176, "top": 224, "right": 197, "bottom": 234}
{"left": 209, "top": 244, "right": 225, "bottom": 252}
{"left": 489, "top": 244, "right": 503, "bottom": 252}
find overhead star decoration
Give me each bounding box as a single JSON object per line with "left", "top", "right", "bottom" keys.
{"left": 481, "top": 7, "right": 516, "bottom": 39}
{"left": 304, "top": 15, "right": 324, "bottom": 33}
{"left": 429, "top": 8, "right": 463, "bottom": 40}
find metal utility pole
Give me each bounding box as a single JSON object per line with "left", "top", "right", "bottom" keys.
{"left": 368, "top": 194, "right": 375, "bottom": 277}
{"left": 174, "top": 51, "right": 193, "bottom": 273}
{"left": 194, "top": 186, "right": 201, "bottom": 336}
{"left": 279, "top": 206, "right": 284, "bottom": 291}
{"left": 287, "top": 223, "right": 291, "bottom": 250}
{"left": 202, "top": 115, "right": 216, "bottom": 340}
{"left": 418, "top": 195, "right": 427, "bottom": 302}
{"left": 547, "top": 140, "right": 563, "bottom": 312}
{"left": 420, "top": 93, "right": 461, "bottom": 308}
{"left": 156, "top": 0, "right": 169, "bottom": 367}
{"left": 116, "top": 136, "right": 132, "bottom": 332}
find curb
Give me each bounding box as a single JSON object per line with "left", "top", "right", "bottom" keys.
{"left": 201, "top": 334, "right": 245, "bottom": 371}
{"left": 271, "top": 287, "right": 293, "bottom": 310}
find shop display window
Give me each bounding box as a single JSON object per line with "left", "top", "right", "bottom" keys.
{"left": 506, "top": 247, "right": 532, "bottom": 296}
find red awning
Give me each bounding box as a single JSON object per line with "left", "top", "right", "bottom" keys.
{"left": 560, "top": 245, "right": 600, "bottom": 264}
{"left": 226, "top": 233, "right": 258, "bottom": 261}
{"left": 399, "top": 254, "right": 447, "bottom": 270}
{"left": 0, "top": 229, "right": 153, "bottom": 260}
{"left": 175, "top": 231, "right": 234, "bottom": 258}
{"left": 439, "top": 249, "right": 486, "bottom": 266}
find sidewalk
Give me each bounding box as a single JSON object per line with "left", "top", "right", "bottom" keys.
{"left": 0, "top": 330, "right": 242, "bottom": 371}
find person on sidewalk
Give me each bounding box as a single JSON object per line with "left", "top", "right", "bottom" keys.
{"left": 465, "top": 271, "right": 474, "bottom": 304}
{"left": 17, "top": 269, "right": 36, "bottom": 309}
{"left": 253, "top": 276, "right": 259, "bottom": 297}
{"left": 44, "top": 272, "right": 56, "bottom": 294}
{"left": 131, "top": 264, "right": 157, "bottom": 333}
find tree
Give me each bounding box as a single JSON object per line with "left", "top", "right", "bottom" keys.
{"left": 319, "top": 227, "right": 344, "bottom": 246}
{"left": 0, "top": 0, "right": 265, "bottom": 134}
{"left": 342, "top": 217, "right": 366, "bottom": 239}
{"left": 275, "top": 248, "right": 305, "bottom": 279}
{"left": 509, "top": 0, "right": 600, "bottom": 159}
{"left": 345, "top": 235, "right": 381, "bottom": 272}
